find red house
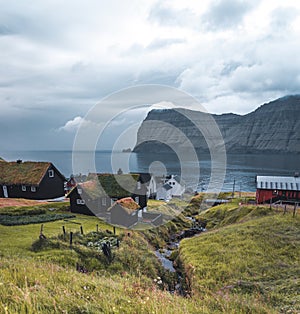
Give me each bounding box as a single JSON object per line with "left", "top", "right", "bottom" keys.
{"left": 256, "top": 175, "right": 300, "bottom": 204}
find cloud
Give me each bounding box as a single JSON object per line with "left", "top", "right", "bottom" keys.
{"left": 202, "top": 0, "right": 260, "bottom": 30}
{"left": 1, "top": 0, "right": 300, "bottom": 150}
{"left": 59, "top": 116, "right": 84, "bottom": 133}
{"left": 146, "top": 38, "right": 186, "bottom": 50}
{"left": 148, "top": 2, "right": 196, "bottom": 27}
{"left": 270, "top": 6, "right": 299, "bottom": 33}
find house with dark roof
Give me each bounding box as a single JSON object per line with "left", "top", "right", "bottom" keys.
{"left": 67, "top": 173, "right": 148, "bottom": 216}
{"left": 0, "top": 161, "right": 66, "bottom": 200}
{"left": 108, "top": 197, "right": 139, "bottom": 228}
{"left": 256, "top": 175, "right": 300, "bottom": 204}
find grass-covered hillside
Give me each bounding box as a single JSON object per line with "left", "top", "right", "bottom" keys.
{"left": 180, "top": 204, "right": 300, "bottom": 313}
{"left": 0, "top": 198, "right": 299, "bottom": 313}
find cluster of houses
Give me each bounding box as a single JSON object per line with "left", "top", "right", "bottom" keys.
{"left": 0, "top": 159, "right": 186, "bottom": 228}
{"left": 1, "top": 158, "right": 299, "bottom": 227}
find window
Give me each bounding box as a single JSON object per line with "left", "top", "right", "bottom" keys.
{"left": 76, "top": 199, "right": 85, "bottom": 205}
{"left": 101, "top": 197, "right": 107, "bottom": 206}
{"left": 77, "top": 188, "right": 82, "bottom": 194}
{"left": 137, "top": 182, "right": 141, "bottom": 190}
{"left": 135, "top": 196, "right": 139, "bottom": 204}
{"left": 48, "top": 170, "right": 54, "bottom": 178}
{"left": 31, "top": 186, "right": 36, "bottom": 192}
{"left": 21, "top": 185, "right": 26, "bottom": 192}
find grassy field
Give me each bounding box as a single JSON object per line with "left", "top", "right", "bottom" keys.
{"left": 180, "top": 205, "right": 300, "bottom": 313}
{"left": 0, "top": 198, "right": 299, "bottom": 313}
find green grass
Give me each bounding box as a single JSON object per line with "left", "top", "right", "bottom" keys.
{"left": 0, "top": 199, "right": 299, "bottom": 313}
{"left": 0, "top": 256, "right": 203, "bottom": 314}
{"left": 180, "top": 210, "right": 300, "bottom": 313}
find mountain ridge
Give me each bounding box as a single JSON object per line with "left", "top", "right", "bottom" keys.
{"left": 133, "top": 95, "right": 300, "bottom": 154}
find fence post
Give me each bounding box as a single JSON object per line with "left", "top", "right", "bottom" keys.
{"left": 293, "top": 203, "right": 297, "bottom": 217}
{"left": 70, "top": 232, "right": 73, "bottom": 246}
{"left": 284, "top": 204, "right": 287, "bottom": 215}
{"left": 80, "top": 226, "right": 84, "bottom": 235}
{"left": 62, "top": 226, "right": 66, "bottom": 237}
{"left": 96, "top": 224, "right": 99, "bottom": 232}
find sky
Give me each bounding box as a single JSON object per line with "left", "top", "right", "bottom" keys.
{"left": 1, "top": 0, "right": 300, "bottom": 151}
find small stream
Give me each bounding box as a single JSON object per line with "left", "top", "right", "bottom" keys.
{"left": 155, "top": 249, "right": 176, "bottom": 272}
{"left": 154, "top": 225, "right": 206, "bottom": 295}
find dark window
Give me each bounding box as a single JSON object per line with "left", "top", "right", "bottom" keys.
{"left": 21, "top": 185, "right": 26, "bottom": 192}
{"left": 31, "top": 186, "right": 36, "bottom": 192}
{"left": 48, "top": 170, "right": 54, "bottom": 178}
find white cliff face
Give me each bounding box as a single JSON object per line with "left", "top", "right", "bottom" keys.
{"left": 134, "top": 96, "right": 300, "bottom": 154}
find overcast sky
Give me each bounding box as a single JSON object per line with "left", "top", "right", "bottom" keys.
{"left": 1, "top": 0, "right": 300, "bottom": 151}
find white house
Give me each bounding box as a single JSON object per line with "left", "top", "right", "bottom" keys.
{"left": 163, "top": 175, "right": 185, "bottom": 197}
{"left": 156, "top": 183, "right": 173, "bottom": 201}
{"left": 155, "top": 175, "right": 185, "bottom": 200}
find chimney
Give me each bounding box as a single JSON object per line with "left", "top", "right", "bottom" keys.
{"left": 16, "top": 159, "right": 22, "bottom": 164}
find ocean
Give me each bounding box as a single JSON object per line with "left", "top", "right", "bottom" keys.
{"left": 1, "top": 150, "right": 299, "bottom": 192}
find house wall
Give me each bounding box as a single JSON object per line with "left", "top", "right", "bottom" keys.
{"left": 69, "top": 189, "right": 115, "bottom": 216}
{"left": 110, "top": 204, "right": 138, "bottom": 228}
{"left": 156, "top": 186, "right": 172, "bottom": 201}
{"left": 256, "top": 188, "right": 300, "bottom": 204}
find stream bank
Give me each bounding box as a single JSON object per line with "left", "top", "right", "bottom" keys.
{"left": 154, "top": 222, "right": 207, "bottom": 296}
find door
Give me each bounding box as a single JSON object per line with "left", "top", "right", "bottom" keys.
{"left": 2, "top": 185, "right": 8, "bottom": 198}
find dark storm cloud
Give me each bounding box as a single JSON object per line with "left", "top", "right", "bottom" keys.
{"left": 202, "top": 0, "right": 260, "bottom": 30}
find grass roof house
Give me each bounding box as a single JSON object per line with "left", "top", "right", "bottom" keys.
{"left": 0, "top": 161, "right": 66, "bottom": 200}
{"left": 68, "top": 173, "right": 148, "bottom": 217}
{"left": 108, "top": 197, "right": 139, "bottom": 228}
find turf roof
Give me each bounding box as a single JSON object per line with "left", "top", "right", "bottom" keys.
{"left": 0, "top": 161, "right": 52, "bottom": 185}
{"left": 108, "top": 197, "right": 139, "bottom": 214}
{"left": 79, "top": 174, "right": 140, "bottom": 199}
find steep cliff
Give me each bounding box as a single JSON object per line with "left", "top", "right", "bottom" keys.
{"left": 134, "top": 95, "right": 300, "bottom": 154}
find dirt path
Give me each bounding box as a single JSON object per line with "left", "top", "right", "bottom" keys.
{"left": 0, "top": 198, "right": 48, "bottom": 208}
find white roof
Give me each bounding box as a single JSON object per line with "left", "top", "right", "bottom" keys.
{"left": 256, "top": 176, "right": 300, "bottom": 191}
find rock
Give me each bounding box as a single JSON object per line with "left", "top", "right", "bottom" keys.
{"left": 133, "top": 95, "right": 300, "bottom": 154}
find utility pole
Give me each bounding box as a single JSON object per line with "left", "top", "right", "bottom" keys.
{"left": 232, "top": 179, "right": 235, "bottom": 198}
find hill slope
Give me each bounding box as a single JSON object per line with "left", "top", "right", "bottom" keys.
{"left": 179, "top": 207, "right": 300, "bottom": 313}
